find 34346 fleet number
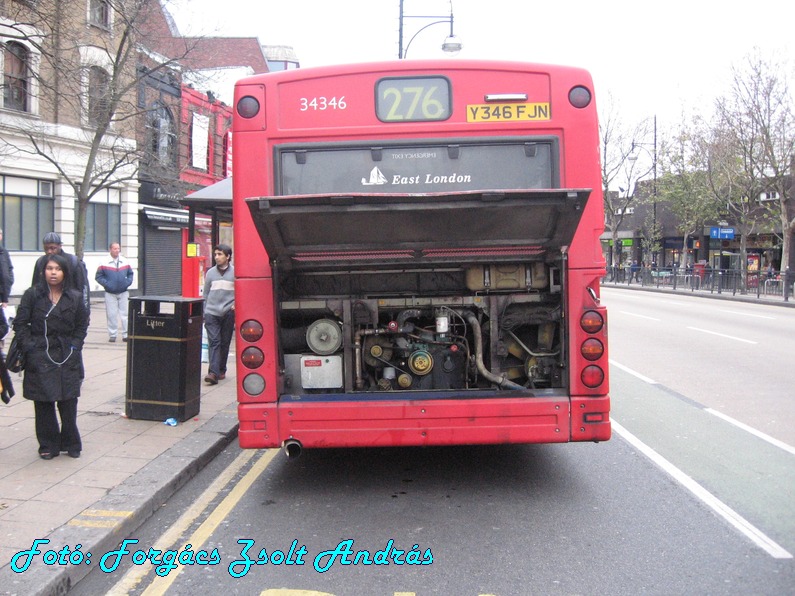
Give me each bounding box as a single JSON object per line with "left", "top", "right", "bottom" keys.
{"left": 299, "top": 96, "right": 347, "bottom": 111}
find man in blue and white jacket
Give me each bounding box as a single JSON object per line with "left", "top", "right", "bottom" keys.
{"left": 95, "top": 242, "right": 134, "bottom": 342}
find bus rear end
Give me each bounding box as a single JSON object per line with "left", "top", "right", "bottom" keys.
{"left": 233, "top": 60, "right": 610, "bottom": 454}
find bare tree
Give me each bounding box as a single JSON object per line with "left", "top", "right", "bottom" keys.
{"left": 0, "top": 0, "right": 198, "bottom": 258}
{"left": 699, "top": 110, "right": 776, "bottom": 282}
{"left": 599, "top": 94, "right": 655, "bottom": 274}
{"left": 715, "top": 51, "right": 795, "bottom": 273}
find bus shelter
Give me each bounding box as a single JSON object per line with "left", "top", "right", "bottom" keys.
{"left": 179, "top": 177, "right": 233, "bottom": 296}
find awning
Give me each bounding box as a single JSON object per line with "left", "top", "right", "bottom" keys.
{"left": 141, "top": 206, "right": 189, "bottom": 228}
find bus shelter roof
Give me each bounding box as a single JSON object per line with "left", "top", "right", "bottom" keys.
{"left": 180, "top": 177, "right": 232, "bottom": 221}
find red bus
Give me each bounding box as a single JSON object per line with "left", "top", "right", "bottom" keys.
{"left": 232, "top": 60, "right": 610, "bottom": 456}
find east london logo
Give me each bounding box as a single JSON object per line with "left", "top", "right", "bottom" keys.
{"left": 361, "top": 166, "right": 472, "bottom": 187}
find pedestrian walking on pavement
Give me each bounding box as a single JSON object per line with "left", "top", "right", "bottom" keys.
{"left": 203, "top": 244, "right": 234, "bottom": 385}
{"left": 13, "top": 253, "right": 89, "bottom": 460}
{"left": 0, "top": 306, "right": 14, "bottom": 403}
{"left": 95, "top": 242, "right": 134, "bottom": 342}
{"left": 31, "top": 232, "right": 90, "bottom": 312}
{"left": 630, "top": 260, "right": 640, "bottom": 284}
{"left": 0, "top": 227, "right": 15, "bottom": 308}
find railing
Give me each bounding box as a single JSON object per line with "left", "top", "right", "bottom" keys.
{"left": 604, "top": 266, "right": 793, "bottom": 302}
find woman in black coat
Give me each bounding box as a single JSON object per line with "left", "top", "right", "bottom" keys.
{"left": 13, "top": 253, "right": 89, "bottom": 459}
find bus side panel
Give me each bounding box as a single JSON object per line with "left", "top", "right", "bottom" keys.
{"left": 571, "top": 396, "right": 611, "bottom": 441}
{"left": 274, "top": 397, "right": 570, "bottom": 448}
{"left": 232, "top": 124, "right": 273, "bottom": 279}
{"left": 235, "top": 277, "right": 280, "bottom": 404}
{"left": 567, "top": 268, "right": 610, "bottom": 395}
{"left": 553, "top": 68, "right": 604, "bottom": 271}
{"left": 568, "top": 191, "right": 606, "bottom": 270}
{"left": 566, "top": 268, "right": 610, "bottom": 442}
{"left": 238, "top": 402, "right": 280, "bottom": 449}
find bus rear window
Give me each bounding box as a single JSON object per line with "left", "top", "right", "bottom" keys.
{"left": 278, "top": 140, "right": 557, "bottom": 195}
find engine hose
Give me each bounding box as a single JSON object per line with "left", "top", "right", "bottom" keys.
{"left": 354, "top": 328, "right": 391, "bottom": 389}
{"left": 462, "top": 312, "right": 524, "bottom": 390}
{"left": 397, "top": 308, "right": 423, "bottom": 331}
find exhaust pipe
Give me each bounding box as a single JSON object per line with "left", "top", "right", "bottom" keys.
{"left": 283, "top": 439, "right": 303, "bottom": 459}
{"left": 462, "top": 311, "right": 524, "bottom": 391}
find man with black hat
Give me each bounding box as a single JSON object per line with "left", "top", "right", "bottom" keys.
{"left": 31, "top": 233, "right": 90, "bottom": 311}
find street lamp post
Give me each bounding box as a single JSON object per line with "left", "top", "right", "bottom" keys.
{"left": 398, "top": 0, "right": 462, "bottom": 59}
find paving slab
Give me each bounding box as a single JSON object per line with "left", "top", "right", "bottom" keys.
{"left": 0, "top": 300, "right": 239, "bottom": 596}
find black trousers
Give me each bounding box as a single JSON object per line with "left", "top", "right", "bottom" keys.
{"left": 34, "top": 399, "right": 81, "bottom": 455}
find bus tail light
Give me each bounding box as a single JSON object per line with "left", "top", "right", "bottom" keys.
{"left": 241, "top": 319, "right": 264, "bottom": 342}
{"left": 241, "top": 346, "right": 265, "bottom": 369}
{"left": 581, "top": 338, "right": 604, "bottom": 361}
{"left": 581, "top": 365, "right": 604, "bottom": 388}
{"left": 242, "top": 374, "right": 266, "bottom": 396}
{"left": 583, "top": 412, "right": 605, "bottom": 423}
{"left": 579, "top": 307, "right": 607, "bottom": 390}
{"left": 580, "top": 310, "right": 603, "bottom": 333}
{"left": 568, "top": 86, "right": 592, "bottom": 108}
{"left": 237, "top": 96, "right": 261, "bottom": 119}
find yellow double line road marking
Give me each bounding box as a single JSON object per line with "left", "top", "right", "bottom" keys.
{"left": 107, "top": 448, "right": 278, "bottom": 595}
{"left": 69, "top": 509, "right": 133, "bottom": 529}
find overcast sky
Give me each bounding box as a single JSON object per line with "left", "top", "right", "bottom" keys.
{"left": 168, "top": 0, "right": 793, "bottom": 128}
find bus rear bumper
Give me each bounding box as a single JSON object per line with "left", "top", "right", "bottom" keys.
{"left": 238, "top": 395, "right": 610, "bottom": 449}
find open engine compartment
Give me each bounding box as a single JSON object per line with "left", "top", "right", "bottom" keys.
{"left": 246, "top": 189, "right": 589, "bottom": 398}
{"left": 278, "top": 262, "right": 565, "bottom": 394}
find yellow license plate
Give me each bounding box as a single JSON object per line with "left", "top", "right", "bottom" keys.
{"left": 466, "top": 102, "right": 550, "bottom": 122}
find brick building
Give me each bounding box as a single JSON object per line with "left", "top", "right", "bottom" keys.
{"left": 0, "top": 0, "right": 270, "bottom": 297}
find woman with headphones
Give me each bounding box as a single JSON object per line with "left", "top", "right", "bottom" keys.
{"left": 13, "top": 253, "right": 89, "bottom": 460}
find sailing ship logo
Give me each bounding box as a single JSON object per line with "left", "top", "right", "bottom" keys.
{"left": 361, "top": 167, "right": 388, "bottom": 186}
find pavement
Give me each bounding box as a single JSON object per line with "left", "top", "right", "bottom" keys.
{"left": 0, "top": 281, "right": 792, "bottom": 596}
{"left": 601, "top": 276, "right": 795, "bottom": 308}
{"left": 0, "top": 302, "right": 239, "bottom": 596}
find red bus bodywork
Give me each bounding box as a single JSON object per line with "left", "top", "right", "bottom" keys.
{"left": 232, "top": 60, "right": 610, "bottom": 452}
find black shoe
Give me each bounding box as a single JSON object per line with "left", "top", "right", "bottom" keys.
{"left": 204, "top": 373, "right": 218, "bottom": 385}
{"left": 67, "top": 450, "right": 81, "bottom": 458}
{"left": 39, "top": 452, "right": 58, "bottom": 460}
{"left": 109, "top": 337, "right": 116, "bottom": 343}
{"left": 122, "top": 337, "right": 128, "bottom": 342}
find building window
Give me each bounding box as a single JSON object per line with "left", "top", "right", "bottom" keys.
{"left": 759, "top": 191, "right": 780, "bottom": 202}
{"left": 223, "top": 129, "right": 231, "bottom": 177}
{"left": 85, "top": 187, "right": 120, "bottom": 251}
{"left": 89, "top": 0, "right": 111, "bottom": 29}
{"left": 266, "top": 60, "right": 299, "bottom": 71}
{"left": 0, "top": 176, "right": 54, "bottom": 251}
{"left": 147, "top": 104, "right": 177, "bottom": 168}
{"left": 3, "top": 41, "right": 30, "bottom": 112}
{"left": 190, "top": 111, "right": 210, "bottom": 172}
{"left": 88, "top": 65, "right": 110, "bottom": 125}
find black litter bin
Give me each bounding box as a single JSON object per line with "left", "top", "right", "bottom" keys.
{"left": 126, "top": 296, "right": 204, "bottom": 422}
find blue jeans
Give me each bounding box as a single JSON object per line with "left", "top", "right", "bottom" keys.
{"left": 205, "top": 310, "right": 234, "bottom": 376}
